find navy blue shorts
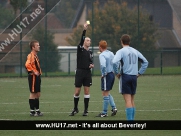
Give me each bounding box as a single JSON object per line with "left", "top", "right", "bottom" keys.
{"left": 101, "top": 72, "right": 115, "bottom": 91}
{"left": 119, "top": 74, "right": 137, "bottom": 95}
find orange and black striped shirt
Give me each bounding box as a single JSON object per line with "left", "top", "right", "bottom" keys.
{"left": 25, "top": 52, "right": 42, "bottom": 75}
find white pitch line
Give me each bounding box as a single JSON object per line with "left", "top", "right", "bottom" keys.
{"left": 0, "top": 101, "right": 104, "bottom": 105}
{"left": 0, "top": 80, "right": 16, "bottom": 82}
{"left": 0, "top": 109, "right": 181, "bottom": 115}
{"left": 0, "top": 99, "right": 180, "bottom": 105}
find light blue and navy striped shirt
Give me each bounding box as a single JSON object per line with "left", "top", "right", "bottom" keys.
{"left": 112, "top": 46, "right": 148, "bottom": 75}
{"left": 99, "top": 50, "right": 114, "bottom": 76}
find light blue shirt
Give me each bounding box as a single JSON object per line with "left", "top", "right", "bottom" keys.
{"left": 99, "top": 50, "right": 114, "bottom": 76}
{"left": 112, "top": 46, "right": 148, "bottom": 75}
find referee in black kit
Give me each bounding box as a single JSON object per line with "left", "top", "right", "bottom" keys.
{"left": 69, "top": 22, "right": 94, "bottom": 116}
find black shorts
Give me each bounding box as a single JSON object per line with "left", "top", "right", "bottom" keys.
{"left": 75, "top": 69, "right": 92, "bottom": 87}
{"left": 28, "top": 74, "right": 41, "bottom": 93}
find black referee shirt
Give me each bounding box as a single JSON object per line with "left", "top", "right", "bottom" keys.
{"left": 76, "top": 30, "right": 93, "bottom": 69}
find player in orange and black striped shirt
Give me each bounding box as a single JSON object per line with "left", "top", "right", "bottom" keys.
{"left": 25, "top": 40, "right": 43, "bottom": 116}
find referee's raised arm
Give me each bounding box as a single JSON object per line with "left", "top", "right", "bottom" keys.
{"left": 78, "top": 24, "right": 89, "bottom": 47}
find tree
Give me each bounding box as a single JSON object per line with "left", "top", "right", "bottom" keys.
{"left": 0, "top": 4, "right": 14, "bottom": 29}
{"left": 54, "top": 0, "right": 81, "bottom": 28}
{"left": 10, "top": 0, "right": 27, "bottom": 16}
{"left": 31, "top": 26, "right": 60, "bottom": 72}
{"left": 66, "top": 0, "right": 160, "bottom": 66}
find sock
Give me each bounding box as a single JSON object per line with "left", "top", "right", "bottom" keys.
{"left": 102, "top": 96, "right": 109, "bottom": 114}
{"left": 126, "top": 107, "right": 133, "bottom": 120}
{"left": 34, "top": 98, "right": 39, "bottom": 111}
{"left": 74, "top": 95, "right": 79, "bottom": 110}
{"left": 84, "top": 95, "right": 90, "bottom": 112}
{"left": 109, "top": 94, "right": 116, "bottom": 109}
{"left": 132, "top": 107, "right": 136, "bottom": 120}
{"left": 29, "top": 99, "right": 35, "bottom": 112}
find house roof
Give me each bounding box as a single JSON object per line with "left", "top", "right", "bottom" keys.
{"left": 40, "top": 13, "right": 63, "bottom": 29}
{"left": 157, "top": 29, "right": 181, "bottom": 49}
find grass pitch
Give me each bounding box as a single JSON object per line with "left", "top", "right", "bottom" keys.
{"left": 0, "top": 75, "right": 181, "bottom": 135}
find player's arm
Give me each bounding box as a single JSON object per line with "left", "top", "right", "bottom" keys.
{"left": 137, "top": 51, "right": 149, "bottom": 76}
{"left": 77, "top": 24, "right": 88, "bottom": 49}
{"left": 112, "top": 50, "right": 122, "bottom": 75}
{"left": 99, "top": 54, "right": 107, "bottom": 77}
{"left": 89, "top": 50, "right": 94, "bottom": 68}
{"left": 25, "top": 54, "right": 39, "bottom": 75}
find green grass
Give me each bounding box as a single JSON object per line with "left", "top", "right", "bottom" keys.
{"left": 0, "top": 76, "right": 181, "bottom": 135}
{"left": 0, "top": 66, "right": 181, "bottom": 78}
{"left": 145, "top": 66, "right": 181, "bottom": 75}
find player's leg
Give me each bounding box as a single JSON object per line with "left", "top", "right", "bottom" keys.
{"left": 74, "top": 87, "right": 81, "bottom": 111}
{"left": 83, "top": 86, "right": 90, "bottom": 116}
{"left": 108, "top": 73, "right": 117, "bottom": 116}
{"left": 34, "top": 75, "right": 43, "bottom": 116}
{"left": 69, "top": 70, "right": 83, "bottom": 116}
{"left": 28, "top": 74, "right": 36, "bottom": 116}
{"left": 96, "top": 76, "right": 109, "bottom": 117}
{"left": 123, "top": 94, "right": 134, "bottom": 120}
{"left": 82, "top": 70, "right": 92, "bottom": 116}
{"left": 121, "top": 74, "right": 134, "bottom": 120}
{"left": 69, "top": 87, "right": 81, "bottom": 116}
{"left": 29, "top": 92, "right": 36, "bottom": 116}
{"left": 34, "top": 92, "right": 43, "bottom": 116}
{"left": 131, "top": 95, "right": 135, "bottom": 120}
{"left": 131, "top": 75, "right": 137, "bottom": 120}
{"left": 109, "top": 94, "right": 117, "bottom": 116}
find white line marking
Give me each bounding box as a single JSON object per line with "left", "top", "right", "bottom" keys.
{"left": 0, "top": 80, "right": 16, "bottom": 82}
{"left": 0, "top": 99, "right": 180, "bottom": 105}
{"left": 0, "top": 109, "right": 181, "bottom": 115}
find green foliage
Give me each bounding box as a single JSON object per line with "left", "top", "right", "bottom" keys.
{"left": 54, "top": 0, "right": 81, "bottom": 28}
{"left": 65, "top": 25, "right": 83, "bottom": 46}
{"left": 66, "top": 0, "right": 159, "bottom": 66}
{"left": 0, "top": 4, "right": 14, "bottom": 28}
{"left": 10, "top": 0, "right": 27, "bottom": 15}
{"left": 31, "top": 26, "right": 60, "bottom": 72}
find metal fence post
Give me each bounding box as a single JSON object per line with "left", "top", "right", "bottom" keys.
{"left": 160, "top": 51, "right": 163, "bottom": 75}
{"left": 44, "top": 0, "right": 47, "bottom": 77}
{"left": 138, "top": 0, "right": 140, "bottom": 48}
{"left": 91, "top": 0, "right": 94, "bottom": 75}
{"left": 68, "top": 52, "right": 70, "bottom": 75}
{"left": 20, "top": 1, "right": 23, "bottom": 77}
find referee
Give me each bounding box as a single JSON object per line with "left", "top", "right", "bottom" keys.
{"left": 25, "top": 40, "right": 43, "bottom": 116}
{"left": 69, "top": 23, "right": 94, "bottom": 116}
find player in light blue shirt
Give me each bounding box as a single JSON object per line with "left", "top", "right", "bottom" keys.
{"left": 112, "top": 34, "right": 148, "bottom": 120}
{"left": 96, "top": 40, "right": 117, "bottom": 117}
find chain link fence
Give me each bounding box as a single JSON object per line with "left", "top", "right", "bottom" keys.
{"left": 0, "top": 0, "right": 181, "bottom": 77}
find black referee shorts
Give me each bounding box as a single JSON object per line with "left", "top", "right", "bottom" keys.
{"left": 28, "top": 74, "right": 41, "bottom": 93}
{"left": 75, "top": 69, "right": 92, "bottom": 87}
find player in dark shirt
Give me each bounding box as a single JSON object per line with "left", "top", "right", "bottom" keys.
{"left": 69, "top": 23, "right": 94, "bottom": 116}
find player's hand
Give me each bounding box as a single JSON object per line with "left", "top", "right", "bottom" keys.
{"left": 116, "top": 74, "right": 121, "bottom": 79}
{"left": 84, "top": 23, "right": 88, "bottom": 30}
{"left": 89, "top": 64, "right": 94, "bottom": 68}
{"left": 34, "top": 71, "right": 40, "bottom": 76}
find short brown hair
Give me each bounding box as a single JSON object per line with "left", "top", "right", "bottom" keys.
{"left": 99, "top": 40, "right": 107, "bottom": 49}
{"left": 29, "top": 40, "right": 39, "bottom": 49}
{"left": 121, "top": 34, "right": 130, "bottom": 45}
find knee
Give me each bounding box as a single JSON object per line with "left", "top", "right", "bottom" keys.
{"left": 37, "top": 93, "right": 41, "bottom": 98}
{"left": 74, "top": 92, "right": 80, "bottom": 96}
